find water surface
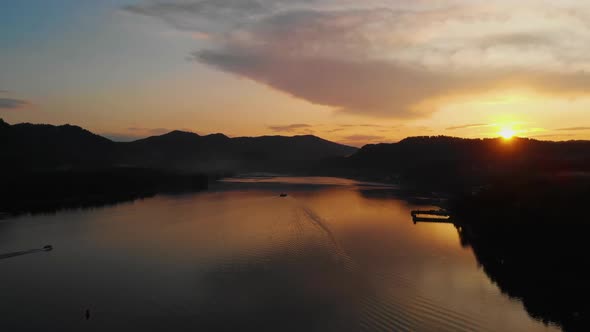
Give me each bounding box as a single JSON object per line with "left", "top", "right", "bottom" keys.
{"left": 0, "top": 177, "right": 559, "bottom": 331}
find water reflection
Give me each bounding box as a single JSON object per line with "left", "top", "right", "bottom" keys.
{"left": 193, "top": 243, "right": 365, "bottom": 332}
{"left": 457, "top": 223, "right": 590, "bottom": 332}
{"left": 0, "top": 177, "right": 559, "bottom": 331}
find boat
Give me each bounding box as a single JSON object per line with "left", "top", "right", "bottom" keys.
{"left": 279, "top": 193, "right": 288, "bottom": 197}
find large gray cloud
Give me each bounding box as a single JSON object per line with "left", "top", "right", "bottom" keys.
{"left": 198, "top": 48, "right": 590, "bottom": 116}
{"left": 0, "top": 98, "right": 29, "bottom": 110}
{"left": 127, "top": 0, "right": 590, "bottom": 117}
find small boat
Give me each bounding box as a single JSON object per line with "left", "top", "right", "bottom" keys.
{"left": 43, "top": 245, "right": 53, "bottom": 251}
{"left": 279, "top": 193, "right": 288, "bottom": 197}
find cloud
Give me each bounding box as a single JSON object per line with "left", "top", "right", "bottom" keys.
{"left": 197, "top": 50, "right": 440, "bottom": 116}
{"left": 342, "top": 134, "right": 384, "bottom": 141}
{"left": 339, "top": 133, "right": 387, "bottom": 147}
{"left": 446, "top": 123, "right": 489, "bottom": 130}
{"left": 268, "top": 123, "right": 312, "bottom": 133}
{"left": 127, "top": 127, "right": 171, "bottom": 135}
{"left": 326, "top": 128, "right": 345, "bottom": 133}
{"left": 339, "top": 124, "right": 385, "bottom": 128}
{"left": 197, "top": 47, "right": 590, "bottom": 117}
{"left": 528, "top": 133, "right": 577, "bottom": 139}
{"left": 124, "top": 0, "right": 316, "bottom": 34}
{"left": 0, "top": 98, "right": 29, "bottom": 110}
{"left": 477, "top": 33, "right": 557, "bottom": 50}
{"left": 128, "top": 1, "right": 590, "bottom": 117}
{"left": 556, "top": 127, "right": 590, "bottom": 131}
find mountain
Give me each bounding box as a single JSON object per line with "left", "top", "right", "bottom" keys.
{"left": 351, "top": 136, "right": 590, "bottom": 168}
{"left": 1, "top": 120, "right": 116, "bottom": 171}
{"left": 0, "top": 119, "right": 356, "bottom": 173}
{"left": 342, "top": 136, "right": 590, "bottom": 188}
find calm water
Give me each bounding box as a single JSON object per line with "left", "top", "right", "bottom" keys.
{"left": 0, "top": 177, "right": 560, "bottom": 331}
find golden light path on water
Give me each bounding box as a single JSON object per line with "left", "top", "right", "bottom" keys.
{"left": 0, "top": 177, "right": 560, "bottom": 331}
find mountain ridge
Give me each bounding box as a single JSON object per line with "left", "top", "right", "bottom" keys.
{"left": 342, "top": 135, "right": 590, "bottom": 188}
{"left": 0, "top": 119, "right": 357, "bottom": 173}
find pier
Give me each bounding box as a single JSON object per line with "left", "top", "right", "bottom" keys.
{"left": 410, "top": 209, "right": 454, "bottom": 224}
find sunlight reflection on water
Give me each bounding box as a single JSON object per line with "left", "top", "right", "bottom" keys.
{"left": 0, "top": 177, "right": 560, "bottom": 331}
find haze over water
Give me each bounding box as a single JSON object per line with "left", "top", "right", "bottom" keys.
{"left": 0, "top": 177, "right": 559, "bottom": 331}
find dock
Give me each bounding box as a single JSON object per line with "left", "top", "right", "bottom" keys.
{"left": 410, "top": 209, "right": 454, "bottom": 224}
{"left": 411, "top": 209, "right": 450, "bottom": 217}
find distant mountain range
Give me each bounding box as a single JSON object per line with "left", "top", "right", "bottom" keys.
{"left": 2, "top": 119, "right": 589, "bottom": 180}
{"left": 0, "top": 119, "right": 357, "bottom": 173}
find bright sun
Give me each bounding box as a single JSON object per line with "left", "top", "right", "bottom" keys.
{"left": 499, "top": 128, "right": 516, "bottom": 139}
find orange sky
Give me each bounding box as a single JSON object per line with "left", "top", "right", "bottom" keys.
{"left": 1, "top": 1, "right": 590, "bottom": 146}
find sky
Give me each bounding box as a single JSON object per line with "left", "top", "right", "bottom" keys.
{"left": 1, "top": 0, "right": 590, "bottom": 146}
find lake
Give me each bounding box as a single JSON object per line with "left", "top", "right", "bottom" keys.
{"left": 0, "top": 177, "right": 560, "bottom": 331}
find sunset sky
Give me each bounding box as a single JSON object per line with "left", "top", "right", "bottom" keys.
{"left": 1, "top": 0, "right": 590, "bottom": 146}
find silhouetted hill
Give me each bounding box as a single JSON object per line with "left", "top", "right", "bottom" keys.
{"left": 232, "top": 135, "right": 355, "bottom": 162}
{"left": 0, "top": 120, "right": 356, "bottom": 213}
{"left": 0, "top": 167, "right": 209, "bottom": 215}
{"left": 0, "top": 119, "right": 356, "bottom": 173}
{"left": 450, "top": 176, "right": 590, "bottom": 332}
{"left": 342, "top": 136, "right": 590, "bottom": 188}
{"left": 123, "top": 132, "right": 356, "bottom": 172}
{"left": 1, "top": 121, "right": 115, "bottom": 171}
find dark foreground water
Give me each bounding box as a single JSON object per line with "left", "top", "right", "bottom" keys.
{"left": 0, "top": 177, "right": 559, "bottom": 331}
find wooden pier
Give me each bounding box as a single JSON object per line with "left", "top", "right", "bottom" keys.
{"left": 410, "top": 209, "right": 454, "bottom": 224}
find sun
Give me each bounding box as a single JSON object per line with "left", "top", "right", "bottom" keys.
{"left": 499, "top": 128, "right": 516, "bottom": 140}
